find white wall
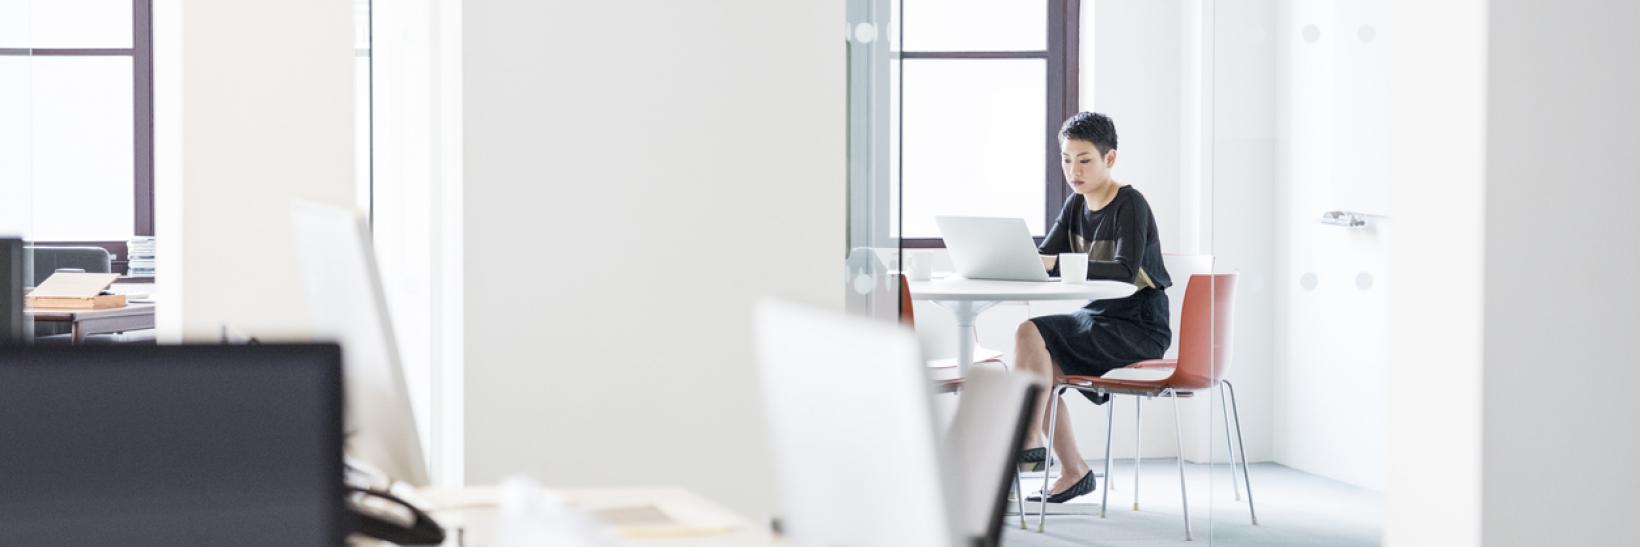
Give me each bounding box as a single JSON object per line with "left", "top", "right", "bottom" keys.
{"left": 460, "top": 0, "right": 844, "bottom": 518}
{"left": 1482, "top": 1, "right": 1640, "bottom": 544}
{"left": 157, "top": 0, "right": 357, "bottom": 341}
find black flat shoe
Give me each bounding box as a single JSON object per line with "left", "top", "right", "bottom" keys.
{"left": 1026, "top": 471, "right": 1097, "bottom": 504}
{"left": 1018, "top": 447, "right": 1049, "bottom": 472}
{"left": 1020, "top": 447, "right": 1046, "bottom": 463}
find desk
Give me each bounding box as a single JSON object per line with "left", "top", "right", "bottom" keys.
{"left": 908, "top": 277, "right": 1137, "bottom": 377}
{"left": 24, "top": 303, "right": 156, "bottom": 343}
{"left": 416, "top": 487, "right": 780, "bottom": 547}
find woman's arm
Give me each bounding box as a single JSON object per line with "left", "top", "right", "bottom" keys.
{"left": 1038, "top": 197, "right": 1077, "bottom": 272}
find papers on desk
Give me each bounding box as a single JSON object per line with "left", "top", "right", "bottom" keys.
{"left": 128, "top": 236, "right": 156, "bottom": 277}
{"left": 26, "top": 272, "right": 125, "bottom": 309}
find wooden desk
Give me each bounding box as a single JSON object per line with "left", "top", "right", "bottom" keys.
{"left": 24, "top": 303, "right": 157, "bottom": 343}
{"left": 414, "top": 487, "right": 780, "bottom": 547}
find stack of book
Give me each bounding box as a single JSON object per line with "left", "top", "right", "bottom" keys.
{"left": 127, "top": 236, "right": 156, "bottom": 277}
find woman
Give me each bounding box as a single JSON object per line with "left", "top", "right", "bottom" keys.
{"left": 1017, "top": 112, "right": 1172, "bottom": 503}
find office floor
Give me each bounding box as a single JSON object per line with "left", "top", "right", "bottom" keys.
{"left": 1002, "top": 461, "right": 1382, "bottom": 547}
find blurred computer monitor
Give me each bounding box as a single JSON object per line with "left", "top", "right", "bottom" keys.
{"left": 290, "top": 202, "right": 430, "bottom": 487}
{"left": 0, "top": 344, "right": 346, "bottom": 546}
{"left": 0, "top": 238, "right": 25, "bottom": 345}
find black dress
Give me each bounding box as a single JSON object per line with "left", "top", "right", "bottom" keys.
{"left": 1029, "top": 186, "right": 1173, "bottom": 404}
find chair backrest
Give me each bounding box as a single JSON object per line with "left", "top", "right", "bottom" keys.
{"left": 1167, "top": 273, "right": 1237, "bottom": 390}
{"left": 1160, "top": 254, "right": 1213, "bottom": 359}
{"left": 943, "top": 368, "right": 1041, "bottom": 545}
{"left": 897, "top": 273, "right": 916, "bottom": 327}
{"left": 24, "top": 246, "right": 112, "bottom": 286}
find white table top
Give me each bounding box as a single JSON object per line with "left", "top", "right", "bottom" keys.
{"left": 908, "top": 276, "right": 1137, "bottom": 302}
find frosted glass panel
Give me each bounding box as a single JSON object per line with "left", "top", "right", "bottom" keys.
{"left": 0, "top": 57, "right": 32, "bottom": 238}
{"left": 14, "top": 0, "right": 131, "bottom": 49}
{"left": 899, "top": 58, "right": 1045, "bottom": 238}
{"left": 901, "top": 0, "right": 1045, "bottom": 52}
{"left": 29, "top": 56, "right": 134, "bottom": 241}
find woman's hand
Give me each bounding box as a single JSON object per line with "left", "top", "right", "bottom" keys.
{"left": 1040, "top": 255, "right": 1057, "bottom": 271}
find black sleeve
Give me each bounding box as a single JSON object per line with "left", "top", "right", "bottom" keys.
{"left": 1084, "top": 198, "right": 1150, "bottom": 283}
{"left": 1038, "top": 196, "right": 1076, "bottom": 256}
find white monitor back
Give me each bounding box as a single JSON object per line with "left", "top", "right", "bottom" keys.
{"left": 753, "top": 300, "right": 957, "bottom": 547}
{"left": 290, "top": 202, "right": 430, "bottom": 487}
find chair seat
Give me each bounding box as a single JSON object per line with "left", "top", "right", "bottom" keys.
{"left": 1058, "top": 359, "right": 1192, "bottom": 395}
{"left": 926, "top": 346, "right": 1006, "bottom": 370}
{"left": 928, "top": 348, "right": 1007, "bottom": 393}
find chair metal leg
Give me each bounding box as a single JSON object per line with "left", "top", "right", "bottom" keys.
{"left": 1038, "top": 385, "right": 1065, "bottom": 532}
{"left": 1225, "top": 380, "right": 1258, "bottom": 525}
{"left": 1014, "top": 471, "right": 1027, "bottom": 529}
{"left": 1100, "top": 394, "right": 1115, "bottom": 518}
{"left": 1220, "top": 383, "right": 1243, "bottom": 502}
{"left": 1134, "top": 397, "right": 1143, "bottom": 511}
{"left": 1171, "top": 391, "right": 1193, "bottom": 541}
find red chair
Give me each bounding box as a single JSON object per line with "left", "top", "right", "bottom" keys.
{"left": 1034, "top": 273, "right": 1255, "bottom": 540}
{"left": 895, "top": 274, "right": 1005, "bottom": 393}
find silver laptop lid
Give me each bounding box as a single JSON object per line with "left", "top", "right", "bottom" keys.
{"left": 936, "top": 216, "right": 1051, "bottom": 282}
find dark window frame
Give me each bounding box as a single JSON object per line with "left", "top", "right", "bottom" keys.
{"left": 0, "top": 0, "right": 154, "bottom": 276}
{"left": 898, "top": 0, "right": 1080, "bottom": 249}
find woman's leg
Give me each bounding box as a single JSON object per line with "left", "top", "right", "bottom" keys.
{"left": 1015, "top": 321, "right": 1094, "bottom": 492}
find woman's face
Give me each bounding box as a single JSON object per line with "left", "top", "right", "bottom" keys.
{"left": 1061, "top": 138, "right": 1116, "bottom": 196}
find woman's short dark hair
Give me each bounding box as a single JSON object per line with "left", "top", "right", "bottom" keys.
{"left": 1059, "top": 112, "right": 1118, "bottom": 155}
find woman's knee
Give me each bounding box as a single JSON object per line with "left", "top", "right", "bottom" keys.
{"left": 1015, "top": 320, "right": 1040, "bottom": 343}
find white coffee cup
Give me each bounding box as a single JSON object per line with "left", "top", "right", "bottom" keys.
{"left": 1058, "top": 253, "right": 1087, "bottom": 284}
{"left": 906, "top": 253, "right": 933, "bottom": 281}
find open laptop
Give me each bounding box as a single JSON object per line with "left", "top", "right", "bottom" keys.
{"left": 936, "top": 216, "right": 1054, "bottom": 282}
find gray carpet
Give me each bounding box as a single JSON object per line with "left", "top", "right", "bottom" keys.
{"left": 1002, "top": 461, "right": 1381, "bottom": 546}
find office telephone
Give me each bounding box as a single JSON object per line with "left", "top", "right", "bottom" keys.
{"left": 348, "top": 485, "right": 447, "bottom": 545}
{"left": 345, "top": 458, "right": 446, "bottom": 545}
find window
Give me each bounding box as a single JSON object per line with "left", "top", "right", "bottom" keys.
{"left": 0, "top": 0, "right": 153, "bottom": 272}
{"left": 893, "top": 0, "right": 1078, "bottom": 246}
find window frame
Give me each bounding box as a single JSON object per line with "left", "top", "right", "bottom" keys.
{"left": 897, "top": 0, "right": 1079, "bottom": 249}
{"left": 1, "top": 0, "right": 154, "bottom": 276}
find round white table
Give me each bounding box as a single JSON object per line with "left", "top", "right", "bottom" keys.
{"left": 907, "top": 277, "right": 1138, "bottom": 377}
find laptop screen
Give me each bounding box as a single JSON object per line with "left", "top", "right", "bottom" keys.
{"left": 0, "top": 344, "right": 345, "bottom": 546}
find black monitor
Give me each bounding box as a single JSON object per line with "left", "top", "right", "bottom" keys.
{"left": 0, "top": 238, "right": 24, "bottom": 345}
{"left": 0, "top": 344, "right": 345, "bottom": 546}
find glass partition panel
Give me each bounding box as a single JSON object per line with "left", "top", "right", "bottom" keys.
{"left": 1206, "top": 0, "right": 1389, "bottom": 544}
{"left": 0, "top": 0, "right": 33, "bottom": 343}
{"left": 845, "top": 0, "right": 902, "bottom": 322}
{"left": 6, "top": 0, "right": 149, "bottom": 288}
